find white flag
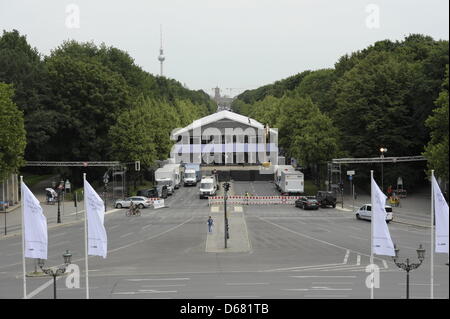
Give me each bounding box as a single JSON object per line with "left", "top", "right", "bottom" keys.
{"left": 371, "top": 176, "right": 395, "bottom": 256}
{"left": 84, "top": 179, "right": 107, "bottom": 258}
{"left": 21, "top": 182, "right": 47, "bottom": 259}
{"left": 433, "top": 175, "right": 449, "bottom": 253}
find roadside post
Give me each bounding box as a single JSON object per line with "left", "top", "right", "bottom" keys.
{"left": 223, "top": 182, "right": 230, "bottom": 248}
{"left": 347, "top": 170, "right": 355, "bottom": 209}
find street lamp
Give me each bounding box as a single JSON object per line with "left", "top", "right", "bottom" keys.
{"left": 380, "top": 147, "right": 388, "bottom": 192}
{"left": 223, "top": 182, "right": 230, "bottom": 248}
{"left": 392, "top": 244, "right": 425, "bottom": 299}
{"left": 38, "top": 250, "right": 72, "bottom": 299}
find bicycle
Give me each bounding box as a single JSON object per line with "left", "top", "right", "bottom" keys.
{"left": 126, "top": 206, "right": 141, "bottom": 216}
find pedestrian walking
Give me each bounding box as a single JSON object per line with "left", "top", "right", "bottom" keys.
{"left": 207, "top": 216, "right": 214, "bottom": 233}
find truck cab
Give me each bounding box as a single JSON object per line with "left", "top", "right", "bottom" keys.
{"left": 199, "top": 176, "right": 218, "bottom": 199}
{"left": 184, "top": 168, "right": 198, "bottom": 186}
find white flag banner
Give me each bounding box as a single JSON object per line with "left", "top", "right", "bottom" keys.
{"left": 371, "top": 176, "right": 395, "bottom": 256}
{"left": 21, "top": 182, "right": 47, "bottom": 259}
{"left": 84, "top": 179, "right": 107, "bottom": 258}
{"left": 432, "top": 176, "right": 449, "bottom": 253}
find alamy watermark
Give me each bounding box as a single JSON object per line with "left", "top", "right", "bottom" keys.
{"left": 170, "top": 126, "right": 279, "bottom": 167}
{"left": 65, "top": 4, "right": 80, "bottom": 29}
{"left": 365, "top": 4, "right": 380, "bottom": 29}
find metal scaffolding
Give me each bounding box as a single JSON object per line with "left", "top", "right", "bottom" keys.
{"left": 332, "top": 156, "right": 426, "bottom": 164}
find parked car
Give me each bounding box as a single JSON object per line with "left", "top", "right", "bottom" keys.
{"left": 295, "top": 196, "right": 319, "bottom": 210}
{"left": 115, "top": 196, "right": 152, "bottom": 209}
{"left": 137, "top": 186, "right": 168, "bottom": 199}
{"left": 316, "top": 191, "right": 337, "bottom": 208}
{"left": 355, "top": 204, "right": 393, "bottom": 223}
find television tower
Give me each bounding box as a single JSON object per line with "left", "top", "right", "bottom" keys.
{"left": 157, "top": 25, "right": 165, "bottom": 76}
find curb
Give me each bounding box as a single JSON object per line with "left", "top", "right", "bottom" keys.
{"left": 391, "top": 219, "right": 431, "bottom": 228}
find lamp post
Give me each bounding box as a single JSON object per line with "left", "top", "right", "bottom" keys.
{"left": 392, "top": 244, "right": 425, "bottom": 299}
{"left": 223, "top": 182, "right": 230, "bottom": 248}
{"left": 38, "top": 250, "right": 72, "bottom": 299}
{"left": 379, "top": 147, "right": 387, "bottom": 192}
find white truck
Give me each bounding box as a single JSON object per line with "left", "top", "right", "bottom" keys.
{"left": 163, "top": 164, "right": 182, "bottom": 189}
{"left": 155, "top": 167, "right": 176, "bottom": 195}
{"left": 274, "top": 165, "right": 304, "bottom": 195}
{"left": 183, "top": 163, "right": 201, "bottom": 186}
{"left": 199, "top": 175, "right": 218, "bottom": 199}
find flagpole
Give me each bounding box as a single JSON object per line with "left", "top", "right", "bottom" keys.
{"left": 83, "top": 173, "right": 89, "bottom": 299}
{"left": 430, "top": 170, "right": 434, "bottom": 299}
{"left": 20, "top": 176, "right": 27, "bottom": 299}
{"left": 370, "top": 170, "right": 374, "bottom": 299}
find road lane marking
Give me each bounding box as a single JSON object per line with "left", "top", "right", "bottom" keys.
{"left": 109, "top": 225, "right": 119, "bottom": 230}
{"left": 225, "top": 282, "right": 269, "bottom": 286}
{"left": 382, "top": 260, "right": 388, "bottom": 269}
{"left": 258, "top": 217, "right": 387, "bottom": 262}
{"left": 311, "top": 282, "right": 354, "bottom": 285}
{"left": 214, "top": 296, "right": 259, "bottom": 298}
{"left": 264, "top": 263, "right": 345, "bottom": 272}
{"left": 304, "top": 294, "right": 348, "bottom": 298}
{"left": 356, "top": 255, "right": 361, "bottom": 266}
{"left": 49, "top": 232, "right": 67, "bottom": 238}
{"left": 105, "top": 217, "right": 194, "bottom": 255}
{"left": 137, "top": 289, "right": 177, "bottom": 293}
{"left": 127, "top": 278, "right": 190, "bottom": 281}
{"left": 7, "top": 242, "right": 21, "bottom": 247}
{"left": 141, "top": 284, "right": 186, "bottom": 288}
{"left": 120, "top": 232, "right": 133, "bottom": 238}
{"left": 142, "top": 224, "right": 152, "bottom": 230}
{"left": 291, "top": 276, "right": 356, "bottom": 278}
{"left": 27, "top": 277, "right": 61, "bottom": 299}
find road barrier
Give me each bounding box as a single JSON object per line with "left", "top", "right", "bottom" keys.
{"left": 208, "top": 195, "right": 302, "bottom": 206}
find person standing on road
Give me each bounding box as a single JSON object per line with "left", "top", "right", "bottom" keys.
{"left": 207, "top": 216, "right": 214, "bottom": 233}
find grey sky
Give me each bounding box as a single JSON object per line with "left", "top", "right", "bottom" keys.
{"left": 1, "top": 0, "right": 448, "bottom": 97}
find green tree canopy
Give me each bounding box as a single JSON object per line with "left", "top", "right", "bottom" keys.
{"left": 0, "top": 83, "right": 26, "bottom": 180}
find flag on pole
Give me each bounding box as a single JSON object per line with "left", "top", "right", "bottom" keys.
{"left": 84, "top": 179, "right": 107, "bottom": 258}
{"left": 371, "top": 176, "right": 395, "bottom": 256}
{"left": 432, "top": 175, "right": 449, "bottom": 253}
{"left": 21, "top": 181, "right": 47, "bottom": 259}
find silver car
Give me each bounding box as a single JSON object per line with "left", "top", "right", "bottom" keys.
{"left": 355, "top": 204, "right": 393, "bottom": 223}
{"left": 115, "top": 196, "right": 152, "bottom": 209}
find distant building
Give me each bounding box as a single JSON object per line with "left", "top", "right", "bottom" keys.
{"left": 171, "top": 110, "right": 278, "bottom": 165}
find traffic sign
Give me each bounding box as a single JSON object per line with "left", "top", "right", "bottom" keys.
{"left": 347, "top": 170, "right": 355, "bottom": 176}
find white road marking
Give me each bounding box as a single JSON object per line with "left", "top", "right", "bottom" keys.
{"left": 141, "top": 284, "right": 186, "bottom": 288}
{"left": 50, "top": 232, "right": 67, "bottom": 238}
{"left": 225, "top": 282, "right": 269, "bottom": 286}
{"left": 142, "top": 224, "right": 152, "bottom": 230}
{"left": 127, "top": 278, "right": 190, "bottom": 281}
{"left": 214, "top": 295, "right": 259, "bottom": 298}
{"left": 259, "top": 217, "right": 386, "bottom": 263}
{"left": 264, "top": 263, "right": 346, "bottom": 272}
{"left": 304, "top": 294, "right": 349, "bottom": 298}
{"left": 343, "top": 250, "right": 350, "bottom": 264}
{"left": 310, "top": 287, "right": 352, "bottom": 291}
{"left": 291, "top": 276, "right": 356, "bottom": 278}
{"left": 382, "top": 260, "right": 388, "bottom": 269}
{"left": 109, "top": 225, "right": 119, "bottom": 230}
{"left": 282, "top": 288, "right": 308, "bottom": 291}
{"left": 311, "top": 282, "right": 354, "bottom": 285}
{"left": 112, "top": 292, "right": 135, "bottom": 295}
{"left": 120, "top": 232, "right": 133, "bottom": 238}
{"left": 356, "top": 255, "right": 361, "bottom": 266}
{"left": 8, "top": 242, "right": 21, "bottom": 247}
{"left": 27, "top": 277, "right": 61, "bottom": 299}
{"left": 137, "top": 289, "right": 177, "bottom": 293}
{"left": 349, "top": 235, "right": 368, "bottom": 241}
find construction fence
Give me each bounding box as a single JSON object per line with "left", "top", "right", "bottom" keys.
{"left": 208, "top": 195, "right": 302, "bottom": 206}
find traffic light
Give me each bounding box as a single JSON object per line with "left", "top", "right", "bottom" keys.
{"left": 223, "top": 182, "right": 230, "bottom": 192}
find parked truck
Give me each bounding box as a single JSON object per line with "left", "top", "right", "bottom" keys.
{"left": 274, "top": 165, "right": 304, "bottom": 195}
{"left": 163, "top": 164, "right": 182, "bottom": 189}
{"left": 199, "top": 175, "right": 218, "bottom": 199}
{"left": 183, "top": 163, "right": 201, "bottom": 186}
{"left": 155, "top": 167, "right": 176, "bottom": 195}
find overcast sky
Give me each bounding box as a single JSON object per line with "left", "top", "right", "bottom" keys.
{"left": 1, "top": 0, "right": 448, "bottom": 97}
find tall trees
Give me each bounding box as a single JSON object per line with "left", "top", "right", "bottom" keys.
{"left": 0, "top": 83, "right": 26, "bottom": 180}
{"left": 424, "top": 65, "right": 449, "bottom": 181}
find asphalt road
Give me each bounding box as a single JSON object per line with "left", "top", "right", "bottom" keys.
{"left": 0, "top": 180, "right": 448, "bottom": 299}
